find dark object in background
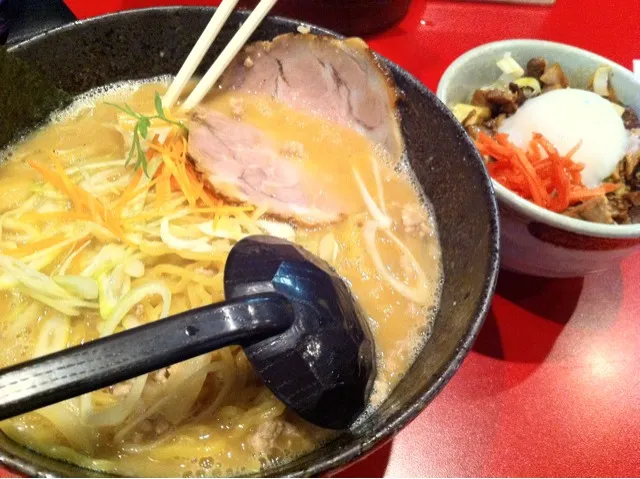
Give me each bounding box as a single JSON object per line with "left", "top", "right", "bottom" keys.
{"left": 1, "top": 0, "right": 74, "bottom": 46}
{"left": 0, "top": 7, "right": 499, "bottom": 477}
{"left": 239, "top": 0, "right": 411, "bottom": 36}
{"left": 0, "top": 0, "right": 73, "bottom": 146}
{"left": 0, "top": 0, "right": 8, "bottom": 44}
{"left": 0, "top": 0, "right": 408, "bottom": 41}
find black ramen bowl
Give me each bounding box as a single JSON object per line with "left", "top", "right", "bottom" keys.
{"left": 0, "top": 7, "right": 500, "bottom": 477}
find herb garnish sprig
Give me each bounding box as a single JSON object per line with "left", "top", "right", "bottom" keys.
{"left": 106, "top": 92, "right": 187, "bottom": 176}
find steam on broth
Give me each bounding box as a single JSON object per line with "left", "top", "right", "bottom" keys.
{"left": 0, "top": 79, "right": 442, "bottom": 477}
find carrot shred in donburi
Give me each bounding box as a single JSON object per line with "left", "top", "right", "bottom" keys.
{"left": 475, "top": 132, "right": 619, "bottom": 213}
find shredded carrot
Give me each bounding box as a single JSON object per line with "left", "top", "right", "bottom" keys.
{"left": 2, "top": 233, "right": 67, "bottom": 257}
{"left": 25, "top": 127, "right": 227, "bottom": 247}
{"left": 28, "top": 159, "right": 125, "bottom": 241}
{"left": 153, "top": 134, "right": 198, "bottom": 206}
{"left": 156, "top": 170, "right": 172, "bottom": 208}
{"left": 145, "top": 132, "right": 221, "bottom": 210}
{"left": 170, "top": 175, "right": 182, "bottom": 192}
{"left": 131, "top": 175, "right": 162, "bottom": 201}
{"left": 51, "top": 157, "right": 85, "bottom": 212}
{"left": 189, "top": 205, "right": 255, "bottom": 214}
{"left": 147, "top": 143, "right": 170, "bottom": 156}
{"left": 18, "top": 211, "right": 92, "bottom": 223}
{"left": 198, "top": 187, "right": 219, "bottom": 209}
{"left": 568, "top": 183, "right": 618, "bottom": 203}
{"left": 25, "top": 128, "right": 233, "bottom": 247}
{"left": 28, "top": 161, "right": 68, "bottom": 193}
{"left": 476, "top": 132, "right": 621, "bottom": 213}
{"left": 564, "top": 140, "right": 583, "bottom": 161}
{"left": 113, "top": 168, "right": 143, "bottom": 214}
{"left": 177, "top": 163, "right": 198, "bottom": 205}
{"left": 184, "top": 162, "right": 207, "bottom": 203}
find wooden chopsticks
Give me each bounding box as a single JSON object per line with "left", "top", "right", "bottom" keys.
{"left": 162, "top": 0, "right": 278, "bottom": 111}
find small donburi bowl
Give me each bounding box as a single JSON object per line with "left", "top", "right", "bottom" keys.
{"left": 437, "top": 39, "right": 640, "bottom": 278}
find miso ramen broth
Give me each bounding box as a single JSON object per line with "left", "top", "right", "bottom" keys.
{"left": 0, "top": 80, "right": 442, "bottom": 477}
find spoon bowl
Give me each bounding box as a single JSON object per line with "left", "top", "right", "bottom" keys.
{"left": 225, "top": 235, "right": 376, "bottom": 429}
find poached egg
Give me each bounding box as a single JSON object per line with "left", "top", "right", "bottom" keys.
{"left": 498, "top": 88, "right": 628, "bottom": 188}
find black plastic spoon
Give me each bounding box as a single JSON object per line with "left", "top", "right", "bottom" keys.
{"left": 0, "top": 235, "right": 376, "bottom": 430}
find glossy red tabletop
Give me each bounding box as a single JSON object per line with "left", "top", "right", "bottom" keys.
{"left": 3, "top": 0, "right": 640, "bottom": 476}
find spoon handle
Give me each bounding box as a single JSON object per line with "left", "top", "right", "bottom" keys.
{"left": 0, "top": 292, "right": 294, "bottom": 421}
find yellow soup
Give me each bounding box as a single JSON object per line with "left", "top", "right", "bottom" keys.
{"left": 0, "top": 81, "right": 442, "bottom": 477}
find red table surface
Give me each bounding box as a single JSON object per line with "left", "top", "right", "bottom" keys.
{"left": 3, "top": 0, "right": 640, "bottom": 476}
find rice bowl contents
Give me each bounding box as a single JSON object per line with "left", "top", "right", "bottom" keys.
{"left": 451, "top": 54, "right": 640, "bottom": 224}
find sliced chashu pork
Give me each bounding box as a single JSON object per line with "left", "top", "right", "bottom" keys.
{"left": 218, "top": 34, "right": 403, "bottom": 161}
{"left": 189, "top": 110, "right": 344, "bottom": 225}
{"left": 188, "top": 34, "right": 403, "bottom": 226}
